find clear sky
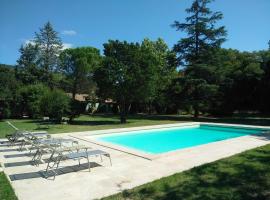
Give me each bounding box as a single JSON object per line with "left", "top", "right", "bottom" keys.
{"left": 1, "top": 0, "right": 270, "bottom": 65}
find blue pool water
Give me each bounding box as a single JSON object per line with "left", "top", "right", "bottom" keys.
{"left": 98, "top": 125, "right": 264, "bottom": 154}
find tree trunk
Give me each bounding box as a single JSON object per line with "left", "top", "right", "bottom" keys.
{"left": 120, "top": 112, "right": 126, "bottom": 123}
{"left": 119, "top": 99, "right": 127, "bottom": 123}
{"left": 69, "top": 115, "right": 75, "bottom": 123}
{"left": 194, "top": 105, "right": 199, "bottom": 118}
{"left": 148, "top": 101, "right": 152, "bottom": 115}
{"left": 72, "top": 81, "right": 77, "bottom": 100}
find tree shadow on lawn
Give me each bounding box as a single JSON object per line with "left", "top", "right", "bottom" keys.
{"left": 21, "top": 114, "right": 270, "bottom": 127}
{"left": 118, "top": 145, "right": 270, "bottom": 200}
{"left": 24, "top": 118, "right": 122, "bottom": 127}
{"left": 128, "top": 114, "right": 270, "bottom": 126}
{"left": 69, "top": 120, "right": 122, "bottom": 126}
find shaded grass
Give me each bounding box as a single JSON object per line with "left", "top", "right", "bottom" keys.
{"left": 103, "top": 144, "right": 270, "bottom": 200}
{"left": 0, "top": 114, "right": 184, "bottom": 138}
{"left": 0, "top": 121, "right": 15, "bottom": 138}
{"left": 0, "top": 172, "right": 17, "bottom": 200}
{"left": 1, "top": 114, "right": 270, "bottom": 138}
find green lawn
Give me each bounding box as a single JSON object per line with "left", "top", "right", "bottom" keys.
{"left": 0, "top": 172, "right": 17, "bottom": 200}
{"left": 1, "top": 114, "right": 270, "bottom": 138}
{"left": 103, "top": 144, "right": 270, "bottom": 200}
{"left": 0, "top": 114, "right": 184, "bottom": 138}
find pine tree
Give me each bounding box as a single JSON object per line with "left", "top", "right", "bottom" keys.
{"left": 34, "top": 22, "right": 63, "bottom": 72}
{"left": 172, "top": 0, "right": 227, "bottom": 118}
{"left": 172, "top": 0, "right": 226, "bottom": 66}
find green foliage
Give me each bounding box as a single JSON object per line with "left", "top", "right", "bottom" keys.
{"left": 16, "top": 22, "right": 64, "bottom": 88}
{"left": 34, "top": 22, "right": 63, "bottom": 72}
{"left": 1, "top": 20, "right": 269, "bottom": 120}
{"left": 60, "top": 47, "right": 102, "bottom": 97}
{"left": 256, "top": 50, "right": 270, "bottom": 113}
{"left": 95, "top": 39, "right": 176, "bottom": 122}
{"left": 40, "top": 89, "right": 70, "bottom": 122}
{"left": 18, "top": 84, "right": 49, "bottom": 118}
{"left": 172, "top": 0, "right": 226, "bottom": 65}
{"left": 60, "top": 47, "right": 102, "bottom": 121}
{"left": 16, "top": 43, "right": 44, "bottom": 84}
{"left": 213, "top": 49, "right": 265, "bottom": 113}
{"left": 0, "top": 65, "right": 20, "bottom": 118}
{"left": 171, "top": 76, "right": 218, "bottom": 116}
{"left": 141, "top": 39, "right": 178, "bottom": 113}
{"left": 95, "top": 40, "right": 142, "bottom": 122}
{"left": 0, "top": 65, "right": 18, "bottom": 101}
{"left": 172, "top": 0, "right": 227, "bottom": 117}
{"left": 33, "top": 22, "right": 63, "bottom": 88}
{"left": 69, "top": 99, "right": 88, "bottom": 121}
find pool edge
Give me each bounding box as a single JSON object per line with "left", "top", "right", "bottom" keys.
{"left": 69, "top": 122, "right": 270, "bottom": 160}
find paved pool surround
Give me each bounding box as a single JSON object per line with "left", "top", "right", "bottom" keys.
{"left": 0, "top": 122, "right": 269, "bottom": 200}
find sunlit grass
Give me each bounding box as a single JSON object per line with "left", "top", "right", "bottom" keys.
{"left": 0, "top": 114, "right": 183, "bottom": 138}
{"left": 0, "top": 172, "right": 17, "bottom": 200}
{"left": 103, "top": 144, "right": 270, "bottom": 200}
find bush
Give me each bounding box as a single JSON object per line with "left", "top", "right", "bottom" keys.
{"left": 69, "top": 99, "right": 87, "bottom": 122}
{"left": 40, "top": 89, "right": 70, "bottom": 123}
{"left": 0, "top": 106, "right": 11, "bottom": 119}
{"left": 18, "top": 84, "right": 49, "bottom": 118}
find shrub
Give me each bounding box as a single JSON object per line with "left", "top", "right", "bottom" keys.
{"left": 0, "top": 106, "right": 11, "bottom": 119}
{"left": 18, "top": 84, "right": 49, "bottom": 118}
{"left": 40, "top": 89, "right": 70, "bottom": 123}
{"left": 68, "top": 99, "right": 87, "bottom": 122}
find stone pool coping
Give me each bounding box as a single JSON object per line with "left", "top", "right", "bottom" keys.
{"left": 71, "top": 122, "right": 270, "bottom": 160}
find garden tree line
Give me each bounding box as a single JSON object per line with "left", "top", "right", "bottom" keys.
{"left": 0, "top": 0, "right": 270, "bottom": 122}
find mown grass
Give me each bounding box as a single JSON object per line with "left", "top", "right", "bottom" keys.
{"left": 0, "top": 114, "right": 184, "bottom": 138}
{"left": 0, "top": 172, "right": 17, "bottom": 200}
{"left": 1, "top": 114, "right": 270, "bottom": 138}
{"left": 103, "top": 144, "right": 270, "bottom": 200}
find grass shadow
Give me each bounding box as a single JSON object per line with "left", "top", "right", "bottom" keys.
{"left": 104, "top": 145, "right": 270, "bottom": 200}
{"left": 70, "top": 120, "right": 122, "bottom": 126}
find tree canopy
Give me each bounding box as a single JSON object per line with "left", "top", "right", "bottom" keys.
{"left": 34, "top": 22, "right": 63, "bottom": 72}
{"left": 60, "top": 47, "right": 102, "bottom": 99}
{"left": 94, "top": 39, "right": 176, "bottom": 123}
{"left": 1, "top": 7, "right": 270, "bottom": 123}
{"left": 172, "top": 0, "right": 227, "bottom": 117}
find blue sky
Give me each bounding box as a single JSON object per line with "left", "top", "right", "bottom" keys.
{"left": 1, "top": 0, "right": 270, "bottom": 65}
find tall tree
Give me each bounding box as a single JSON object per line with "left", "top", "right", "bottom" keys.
{"left": 172, "top": 0, "right": 226, "bottom": 65}
{"left": 172, "top": 0, "right": 227, "bottom": 117}
{"left": 60, "top": 47, "right": 102, "bottom": 121}
{"left": 95, "top": 40, "right": 166, "bottom": 123}
{"left": 34, "top": 22, "right": 63, "bottom": 86}
{"left": 141, "top": 38, "right": 177, "bottom": 113}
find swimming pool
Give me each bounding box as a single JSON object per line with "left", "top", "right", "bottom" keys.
{"left": 97, "top": 124, "right": 265, "bottom": 154}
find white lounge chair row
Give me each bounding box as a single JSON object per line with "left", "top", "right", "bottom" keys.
{"left": 5, "top": 121, "right": 112, "bottom": 180}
